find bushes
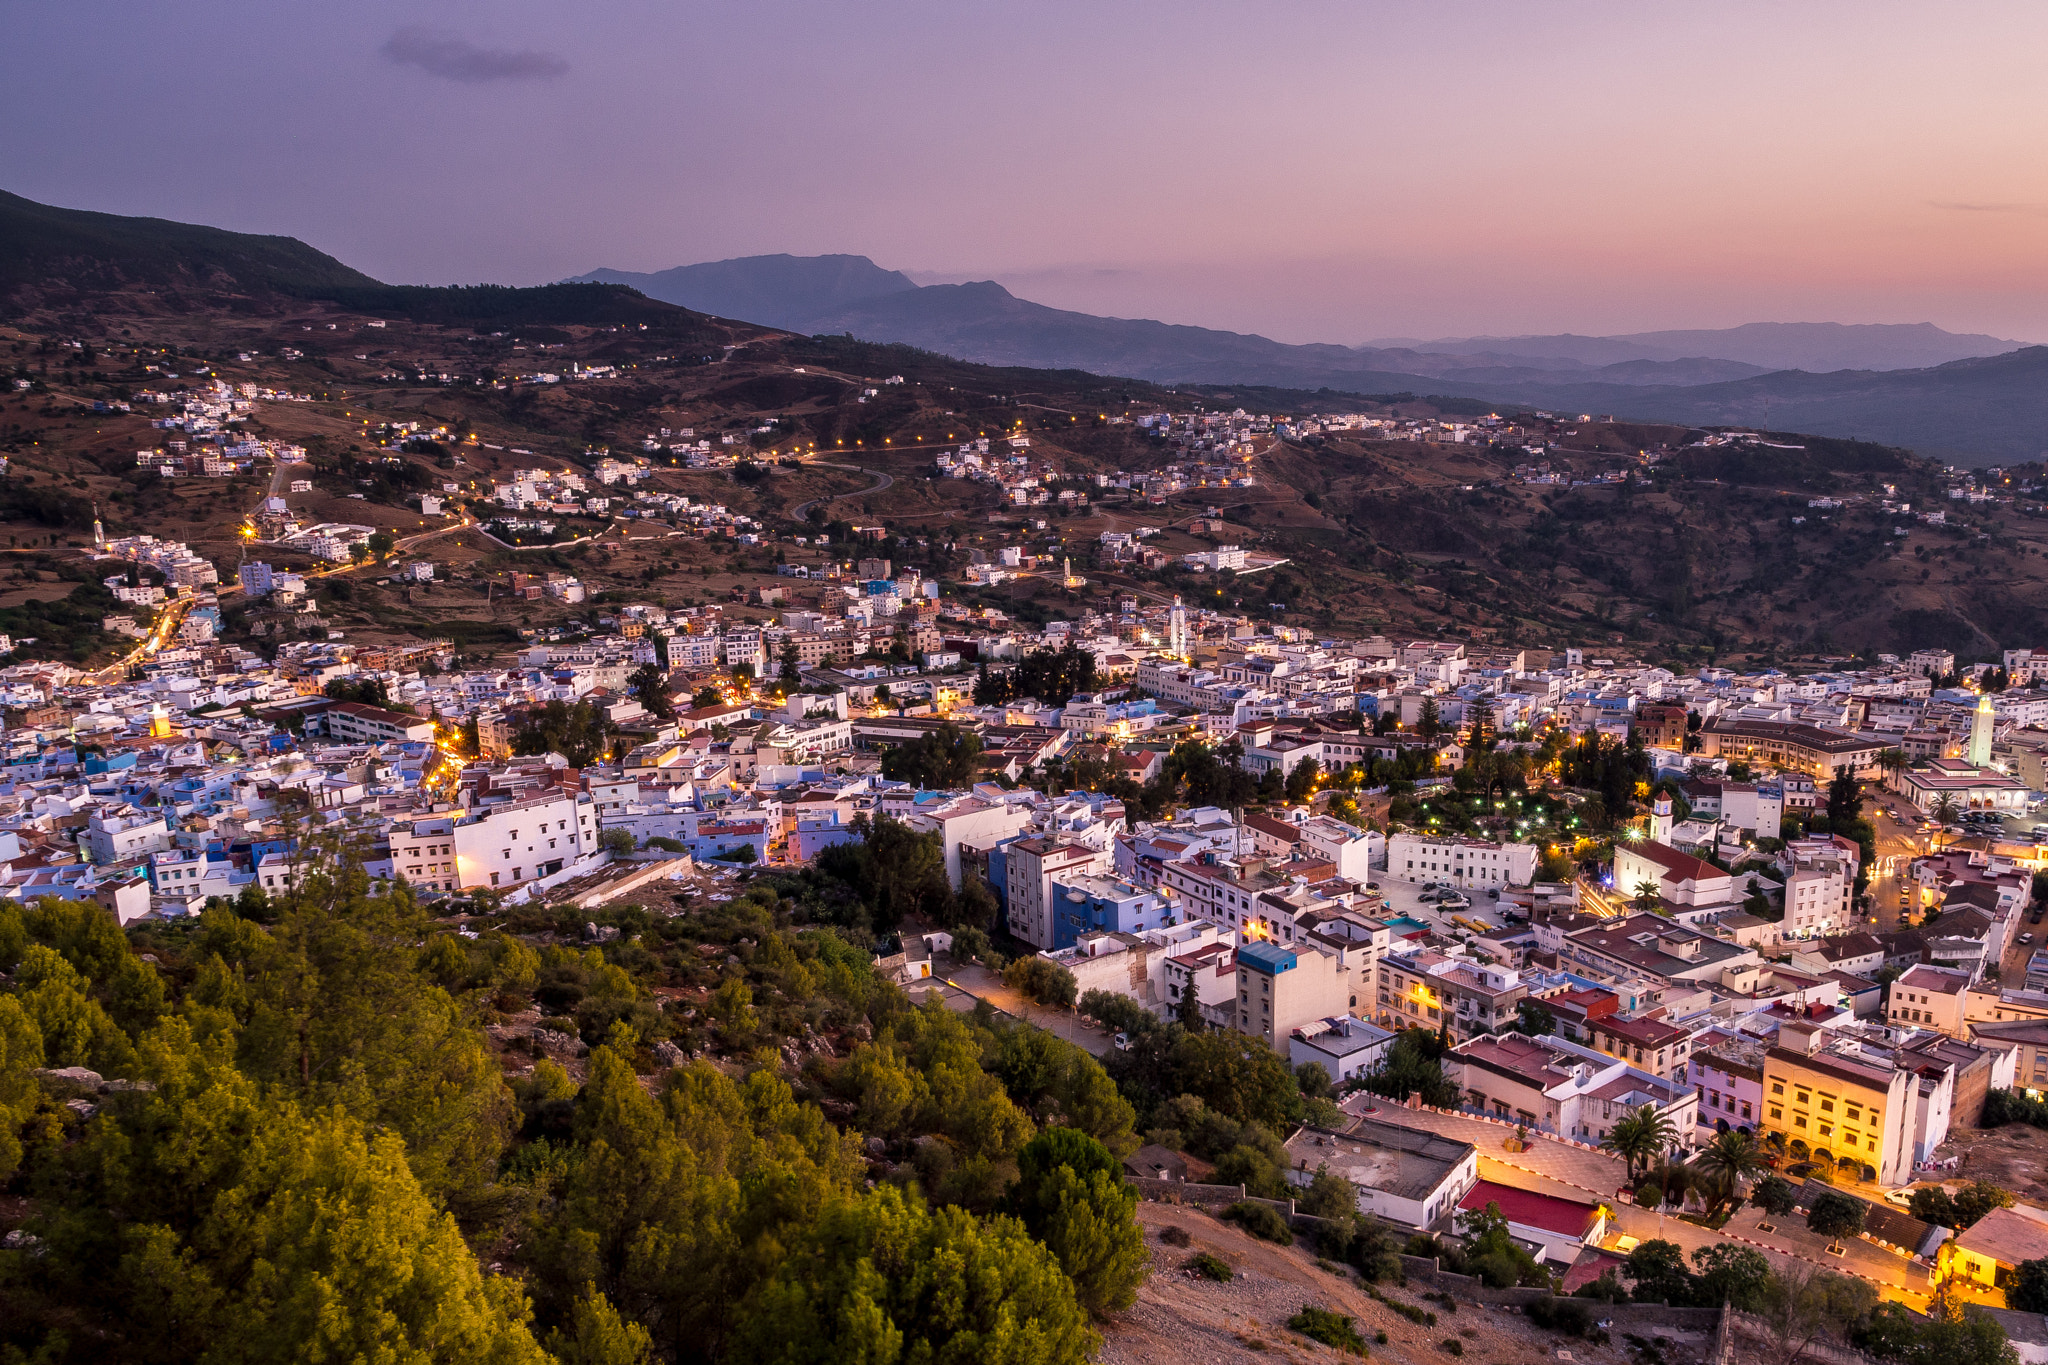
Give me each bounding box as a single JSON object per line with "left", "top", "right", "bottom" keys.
{"left": 1750, "top": 1173, "right": 1797, "bottom": 1217}
{"left": 1186, "top": 1253, "right": 1233, "bottom": 1282}
{"left": 1286, "top": 1306, "right": 1367, "bottom": 1357}
{"left": 1438, "top": 1339, "right": 1464, "bottom": 1356}
{"left": 1158, "top": 1225, "right": 1192, "bottom": 1247}
{"left": 1526, "top": 1296, "right": 1597, "bottom": 1336}
{"left": 1365, "top": 1285, "right": 1435, "bottom": 1326}
{"left": 1982, "top": 1088, "right": 2048, "bottom": 1130}
{"left": 1223, "top": 1201, "right": 1294, "bottom": 1245}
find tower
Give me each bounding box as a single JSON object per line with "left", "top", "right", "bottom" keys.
{"left": 1650, "top": 793, "right": 1673, "bottom": 844}
{"left": 92, "top": 503, "right": 104, "bottom": 549}
{"left": 1969, "top": 691, "right": 1994, "bottom": 767}
{"left": 1168, "top": 595, "right": 1188, "bottom": 662}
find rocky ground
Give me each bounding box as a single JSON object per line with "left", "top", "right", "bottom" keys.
{"left": 1101, "top": 1203, "right": 1714, "bottom": 1365}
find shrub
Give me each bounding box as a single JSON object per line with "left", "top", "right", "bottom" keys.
{"left": 1375, "top": 1331, "right": 1389, "bottom": 1346}
{"left": 1526, "top": 1296, "right": 1597, "bottom": 1336}
{"left": 1750, "top": 1174, "right": 1797, "bottom": 1217}
{"left": 1158, "top": 1225, "right": 1192, "bottom": 1247}
{"left": 1186, "top": 1253, "right": 1233, "bottom": 1282}
{"left": 1439, "top": 1339, "right": 1464, "bottom": 1356}
{"left": 1286, "top": 1306, "right": 1367, "bottom": 1357}
{"left": 1223, "top": 1201, "right": 1294, "bottom": 1245}
{"left": 1365, "top": 1285, "right": 1435, "bottom": 1326}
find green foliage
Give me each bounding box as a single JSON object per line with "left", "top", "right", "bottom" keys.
{"left": 730, "top": 1183, "right": 1098, "bottom": 1365}
{"left": 811, "top": 814, "right": 957, "bottom": 935}
{"left": 1623, "top": 1239, "right": 1693, "bottom": 1305}
{"left": 1453, "top": 1201, "right": 1545, "bottom": 1289}
{"left": 972, "top": 643, "right": 1098, "bottom": 706}
{"left": 626, "top": 663, "right": 675, "bottom": 720}
{"left": 879, "top": 722, "right": 983, "bottom": 788}
{"left": 0, "top": 579, "right": 126, "bottom": 663}
{"left": 1908, "top": 1181, "right": 2013, "bottom": 1229}
{"left": 1806, "top": 1190, "right": 1866, "bottom": 1240}
{"left": 1525, "top": 1296, "right": 1597, "bottom": 1336}
{"left": 1287, "top": 1306, "right": 1368, "bottom": 1356}
{"left": 1691, "top": 1244, "right": 1773, "bottom": 1312}
{"left": 1297, "top": 1164, "right": 1360, "bottom": 1221}
{"left": 1005, "top": 955, "right": 1079, "bottom": 1009}
{"left": 1223, "top": 1201, "right": 1294, "bottom": 1245}
{"left": 1355, "top": 1028, "right": 1460, "bottom": 1109}
{"left": 1109, "top": 1028, "right": 1304, "bottom": 1130}
{"left": 2008, "top": 1258, "right": 2048, "bottom": 1313}
{"left": 322, "top": 676, "right": 390, "bottom": 707}
{"left": 1981, "top": 1089, "right": 2048, "bottom": 1130}
{"left": 1011, "top": 1128, "right": 1148, "bottom": 1317}
{"left": 1079, "top": 989, "right": 1158, "bottom": 1039}
{"left": 1750, "top": 1173, "right": 1798, "bottom": 1217}
{"left": 1186, "top": 1252, "right": 1233, "bottom": 1281}
{"left": 1854, "top": 1296, "right": 2015, "bottom": 1365}
{"left": 511, "top": 699, "right": 616, "bottom": 766}
{"left": 1439, "top": 1337, "right": 1465, "bottom": 1356}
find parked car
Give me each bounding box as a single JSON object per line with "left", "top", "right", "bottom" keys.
{"left": 1884, "top": 1187, "right": 1917, "bottom": 1208}
{"left": 2021, "top": 933, "right": 2036, "bottom": 945}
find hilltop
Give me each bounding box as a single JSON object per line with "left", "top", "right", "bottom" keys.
{"left": 1, "top": 191, "right": 2045, "bottom": 667}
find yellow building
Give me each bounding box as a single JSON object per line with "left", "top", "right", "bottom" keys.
{"left": 1759, "top": 1021, "right": 1914, "bottom": 1186}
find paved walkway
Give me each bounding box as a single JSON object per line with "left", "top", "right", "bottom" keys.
{"left": 1342, "top": 1097, "right": 1933, "bottom": 1309}
{"left": 914, "top": 963, "right": 1119, "bottom": 1057}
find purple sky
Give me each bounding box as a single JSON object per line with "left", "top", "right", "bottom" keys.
{"left": 6, "top": 1, "right": 2046, "bottom": 344}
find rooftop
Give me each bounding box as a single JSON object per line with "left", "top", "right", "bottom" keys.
{"left": 1284, "top": 1116, "right": 1474, "bottom": 1202}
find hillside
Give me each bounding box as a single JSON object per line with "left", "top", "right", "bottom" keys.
{"left": 0, "top": 190, "right": 722, "bottom": 334}
{"left": 2, "top": 190, "right": 2045, "bottom": 665}
{"left": 1402, "top": 321, "right": 2026, "bottom": 372}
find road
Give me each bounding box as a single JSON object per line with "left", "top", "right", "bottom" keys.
{"left": 789, "top": 464, "right": 894, "bottom": 522}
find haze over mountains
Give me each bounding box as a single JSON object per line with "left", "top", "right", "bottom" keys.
{"left": 573, "top": 253, "right": 2047, "bottom": 464}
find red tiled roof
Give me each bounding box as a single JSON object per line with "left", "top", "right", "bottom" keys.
{"left": 1458, "top": 1179, "right": 1600, "bottom": 1238}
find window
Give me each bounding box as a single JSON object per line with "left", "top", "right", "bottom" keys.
{"left": 1770, "top": 1106, "right": 1782, "bottom": 1120}
{"left": 1794, "top": 1116, "right": 1807, "bottom": 1129}
{"left": 1772, "top": 1082, "right": 1785, "bottom": 1095}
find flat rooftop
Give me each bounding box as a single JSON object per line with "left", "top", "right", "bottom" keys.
{"left": 1284, "top": 1115, "right": 1473, "bottom": 1203}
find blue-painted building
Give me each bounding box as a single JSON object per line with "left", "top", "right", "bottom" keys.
{"left": 1045, "top": 871, "right": 1177, "bottom": 951}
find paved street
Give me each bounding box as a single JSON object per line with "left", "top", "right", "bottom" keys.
{"left": 1342, "top": 1097, "right": 1933, "bottom": 1309}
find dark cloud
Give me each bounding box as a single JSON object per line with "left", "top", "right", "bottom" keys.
{"left": 381, "top": 26, "right": 568, "bottom": 83}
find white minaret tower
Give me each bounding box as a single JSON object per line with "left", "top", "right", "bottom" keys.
{"left": 1168, "top": 595, "right": 1189, "bottom": 662}
{"left": 1969, "top": 691, "right": 1994, "bottom": 767}
{"left": 1650, "top": 793, "right": 1673, "bottom": 844}
{"left": 92, "top": 503, "right": 104, "bottom": 549}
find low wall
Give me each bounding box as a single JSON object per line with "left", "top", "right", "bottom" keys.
{"left": 1131, "top": 1177, "right": 1246, "bottom": 1208}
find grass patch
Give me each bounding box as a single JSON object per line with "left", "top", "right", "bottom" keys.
{"left": 1286, "top": 1306, "right": 1368, "bottom": 1357}
{"left": 1184, "top": 1253, "right": 1233, "bottom": 1282}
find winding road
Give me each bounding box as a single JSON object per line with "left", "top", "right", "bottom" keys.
{"left": 790, "top": 463, "right": 894, "bottom": 522}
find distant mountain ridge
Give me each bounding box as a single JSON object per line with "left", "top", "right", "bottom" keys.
{"left": 571, "top": 255, "right": 916, "bottom": 331}
{"left": 1392, "top": 321, "right": 2028, "bottom": 374}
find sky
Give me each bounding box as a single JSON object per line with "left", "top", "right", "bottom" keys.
{"left": 5, "top": 1, "right": 2047, "bottom": 344}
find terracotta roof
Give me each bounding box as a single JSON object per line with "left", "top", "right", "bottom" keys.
{"left": 1458, "top": 1179, "right": 1600, "bottom": 1238}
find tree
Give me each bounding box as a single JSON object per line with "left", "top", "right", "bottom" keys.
{"left": 1417, "top": 697, "right": 1441, "bottom": 740}
{"left": 1632, "top": 879, "right": 1662, "bottom": 913}
{"left": 1692, "top": 1244, "right": 1772, "bottom": 1311}
{"left": 1601, "top": 1104, "right": 1677, "bottom": 1184}
{"left": 626, "top": 662, "right": 674, "bottom": 719}
{"left": 1826, "top": 772, "right": 1864, "bottom": 826}
{"left": 1011, "top": 1128, "right": 1148, "bottom": 1318}
{"left": 598, "top": 828, "right": 637, "bottom": 857}
{"left": 1079, "top": 989, "right": 1155, "bottom": 1039}
{"left": 1624, "top": 1238, "right": 1694, "bottom": 1305}
{"left": 1284, "top": 757, "right": 1321, "bottom": 803}
{"left": 1912, "top": 1181, "right": 2013, "bottom": 1230}
{"left": 1806, "top": 1189, "right": 1865, "bottom": 1243}
{"left": 1692, "top": 1130, "right": 1767, "bottom": 1217}
{"left": 879, "top": 722, "right": 983, "bottom": 788}
{"left": 367, "top": 530, "right": 397, "bottom": 557}
{"left": 2009, "top": 1257, "right": 2048, "bottom": 1313}
{"left": 1514, "top": 999, "right": 1557, "bottom": 1037}
{"left": 733, "top": 1185, "right": 1098, "bottom": 1365}
{"left": 323, "top": 676, "right": 392, "bottom": 708}
{"left": 1750, "top": 1174, "right": 1798, "bottom": 1217}
{"left": 1005, "top": 955, "right": 1079, "bottom": 1009}
{"left": 1759, "top": 1265, "right": 1877, "bottom": 1364}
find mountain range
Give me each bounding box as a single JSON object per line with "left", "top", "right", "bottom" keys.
{"left": 1, "top": 186, "right": 2042, "bottom": 466}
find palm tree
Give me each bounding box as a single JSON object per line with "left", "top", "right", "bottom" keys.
{"left": 1928, "top": 794, "right": 1961, "bottom": 851}
{"left": 1692, "top": 1130, "right": 1766, "bottom": 1217}
{"left": 1600, "top": 1104, "right": 1677, "bottom": 1186}
{"left": 1632, "top": 879, "right": 1662, "bottom": 914}
{"left": 1877, "top": 748, "right": 1907, "bottom": 778}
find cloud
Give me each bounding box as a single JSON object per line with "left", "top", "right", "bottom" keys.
{"left": 381, "top": 26, "right": 568, "bottom": 83}
{"left": 1927, "top": 200, "right": 2043, "bottom": 214}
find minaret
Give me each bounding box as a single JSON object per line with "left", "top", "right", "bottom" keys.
{"left": 1650, "top": 793, "right": 1673, "bottom": 844}
{"left": 92, "top": 503, "right": 104, "bottom": 549}
{"left": 1168, "top": 595, "right": 1189, "bottom": 662}
{"left": 1969, "top": 691, "right": 1994, "bottom": 767}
